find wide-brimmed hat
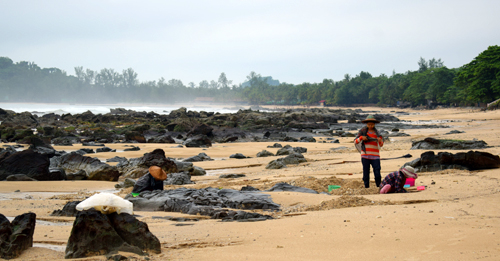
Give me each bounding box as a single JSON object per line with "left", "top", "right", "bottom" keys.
{"left": 400, "top": 166, "right": 417, "bottom": 179}
{"left": 361, "top": 115, "right": 380, "bottom": 123}
{"left": 149, "top": 166, "right": 167, "bottom": 181}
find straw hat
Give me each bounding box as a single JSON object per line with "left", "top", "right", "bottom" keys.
{"left": 400, "top": 166, "right": 417, "bottom": 179}
{"left": 361, "top": 115, "right": 380, "bottom": 123}
{"left": 149, "top": 166, "right": 167, "bottom": 181}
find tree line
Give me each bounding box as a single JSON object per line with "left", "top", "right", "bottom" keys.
{"left": 0, "top": 45, "right": 498, "bottom": 106}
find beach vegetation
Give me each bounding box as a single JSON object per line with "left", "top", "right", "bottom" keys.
{"left": 0, "top": 46, "right": 498, "bottom": 107}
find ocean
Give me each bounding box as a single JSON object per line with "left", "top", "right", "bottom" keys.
{"left": 0, "top": 103, "right": 245, "bottom": 116}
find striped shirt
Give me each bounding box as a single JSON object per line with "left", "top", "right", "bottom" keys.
{"left": 380, "top": 171, "right": 407, "bottom": 193}
{"left": 354, "top": 130, "right": 383, "bottom": 159}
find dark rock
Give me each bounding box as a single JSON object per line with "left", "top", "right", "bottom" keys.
{"left": 182, "top": 135, "right": 212, "bottom": 148}
{"left": 183, "top": 152, "right": 213, "bottom": 162}
{"left": 107, "top": 156, "right": 129, "bottom": 165}
{"left": 96, "top": 147, "right": 115, "bottom": 153}
{"left": 267, "top": 143, "right": 282, "bottom": 148}
{"left": 266, "top": 152, "right": 306, "bottom": 169}
{"left": 411, "top": 138, "right": 488, "bottom": 150}
{"left": 300, "top": 136, "right": 316, "bottom": 142}
{"left": 123, "top": 146, "right": 140, "bottom": 151}
{"left": 163, "top": 172, "right": 194, "bottom": 185}
{"left": 0, "top": 213, "right": 36, "bottom": 259}
{"left": 171, "top": 159, "right": 193, "bottom": 172}
{"left": 50, "top": 201, "right": 81, "bottom": 217}
{"left": 287, "top": 121, "right": 328, "bottom": 129}
{"left": 445, "top": 130, "right": 465, "bottom": 135}
{"left": 191, "top": 166, "right": 206, "bottom": 176}
{"left": 0, "top": 150, "right": 53, "bottom": 181}
{"left": 124, "top": 131, "right": 146, "bottom": 143}
{"left": 404, "top": 151, "right": 500, "bottom": 172}
{"left": 52, "top": 136, "right": 80, "bottom": 146}
{"left": 265, "top": 160, "right": 286, "bottom": 169}
{"left": 240, "top": 186, "right": 260, "bottom": 192}
{"left": 219, "top": 174, "right": 246, "bottom": 179}
{"left": 126, "top": 187, "right": 279, "bottom": 221}
{"left": 66, "top": 169, "right": 87, "bottom": 180}
{"left": 283, "top": 136, "right": 298, "bottom": 142}
{"left": 230, "top": 153, "right": 247, "bottom": 159}
{"left": 187, "top": 124, "right": 213, "bottom": 137}
{"left": 118, "top": 149, "right": 178, "bottom": 179}
{"left": 265, "top": 182, "right": 318, "bottom": 194}
{"left": 82, "top": 142, "right": 105, "bottom": 146}
{"left": 77, "top": 148, "right": 95, "bottom": 154}
{"left": 115, "top": 178, "right": 137, "bottom": 189}
{"left": 276, "top": 147, "right": 292, "bottom": 156}
{"left": 5, "top": 174, "right": 37, "bottom": 181}
{"left": 65, "top": 210, "right": 160, "bottom": 258}
{"left": 50, "top": 152, "right": 120, "bottom": 181}
{"left": 256, "top": 150, "right": 274, "bottom": 157}
{"left": 147, "top": 135, "right": 175, "bottom": 144}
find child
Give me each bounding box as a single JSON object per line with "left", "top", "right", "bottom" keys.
{"left": 132, "top": 166, "right": 167, "bottom": 195}
{"left": 380, "top": 166, "right": 417, "bottom": 193}
{"left": 354, "top": 115, "right": 384, "bottom": 188}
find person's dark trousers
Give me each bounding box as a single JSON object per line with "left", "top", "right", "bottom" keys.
{"left": 361, "top": 158, "right": 381, "bottom": 188}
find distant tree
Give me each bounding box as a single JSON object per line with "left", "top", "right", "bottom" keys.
{"left": 418, "top": 57, "right": 428, "bottom": 73}
{"left": 199, "top": 80, "right": 209, "bottom": 89}
{"left": 218, "top": 72, "right": 232, "bottom": 89}
{"left": 455, "top": 45, "right": 500, "bottom": 103}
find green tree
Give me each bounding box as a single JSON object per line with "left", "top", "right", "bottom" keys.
{"left": 455, "top": 45, "right": 500, "bottom": 103}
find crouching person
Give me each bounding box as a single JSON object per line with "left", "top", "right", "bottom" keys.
{"left": 379, "top": 166, "right": 417, "bottom": 194}
{"left": 132, "top": 166, "right": 167, "bottom": 196}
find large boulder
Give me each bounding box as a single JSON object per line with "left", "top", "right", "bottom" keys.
{"left": 182, "top": 135, "right": 212, "bottom": 148}
{"left": 50, "top": 152, "right": 120, "bottom": 181}
{"left": 0, "top": 150, "right": 56, "bottom": 181}
{"left": 65, "top": 210, "right": 160, "bottom": 258}
{"left": 266, "top": 153, "right": 307, "bottom": 169}
{"left": 404, "top": 151, "right": 500, "bottom": 172}
{"left": 411, "top": 138, "right": 488, "bottom": 150}
{"left": 0, "top": 213, "right": 37, "bottom": 259}
{"left": 256, "top": 150, "right": 275, "bottom": 157}
{"left": 118, "top": 149, "right": 178, "bottom": 179}
{"left": 187, "top": 124, "right": 214, "bottom": 137}
{"left": 50, "top": 201, "right": 81, "bottom": 217}
{"left": 182, "top": 152, "right": 213, "bottom": 162}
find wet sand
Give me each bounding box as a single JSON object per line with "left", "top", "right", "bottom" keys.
{"left": 1, "top": 107, "right": 500, "bottom": 260}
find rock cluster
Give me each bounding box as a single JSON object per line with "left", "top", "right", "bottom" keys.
{"left": 404, "top": 151, "right": 500, "bottom": 172}
{"left": 0, "top": 213, "right": 36, "bottom": 259}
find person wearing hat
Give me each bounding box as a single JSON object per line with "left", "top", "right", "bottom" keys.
{"left": 132, "top": 166, "right": 168, "bottom": 195}
{"left": 354, "top": 115, "right": 384, "bottom": 188}
{"left": 379, "top": 166, "right": 417, "bottom": 193}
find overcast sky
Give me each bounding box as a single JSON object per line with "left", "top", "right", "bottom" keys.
{"left": 1, "top": 0, "right": 499, "bottom": 86}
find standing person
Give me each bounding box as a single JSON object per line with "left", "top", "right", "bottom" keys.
{"left": 132, "top": 166, "right": 167, "bottom": 196}
{"left": 380, "top": 166, "right": 417, "bottom": 194}
{"left": 354, "top": 115, "right": 384, "bottom": 188}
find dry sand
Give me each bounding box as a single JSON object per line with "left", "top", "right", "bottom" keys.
{"left": 2, "top": 107, "right": 500, "bottom": 260}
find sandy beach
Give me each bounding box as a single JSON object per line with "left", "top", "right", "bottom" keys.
{"left": 1, "top": 106, "right": 500, "bottom": 260}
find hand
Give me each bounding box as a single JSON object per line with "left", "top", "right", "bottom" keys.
{"left": 377, "top": 137, "right": 383, "bottom": 143}
{"left": 362, "top": 136, "right": 368, "bottom": 141}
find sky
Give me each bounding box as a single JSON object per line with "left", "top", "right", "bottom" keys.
{"left": 1, "top": 0, "right": 499, "bottom": 86}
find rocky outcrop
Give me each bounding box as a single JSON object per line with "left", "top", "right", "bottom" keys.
{"left": 50, "top": 201, "right": 81, "bottom": 217}
{"left": 126, "top": 187, "right": 278, "bottom": 221}
{"left": 164, "top": 172, "right": 194, "bottom": 185}
{"left": 50, "top": 152, "right": 120, "bottom": 181}
{"left": 5, "top": 174, "right": 37, "bottom": 181}
{"left": 183, "top": 152, "right": 213, "bottom": 162}
{"left": 404, "top": 151, "right": 500, "bottom": 172}
{"left": 182, "top": 135, "right": 212, "bottom": 147}
{"left": 0, "top": 150, "right": 56, "bottom": 181}
{"left": 117, "top": 149, "right": 178, "bottom": 179}
{"left": 230, "top": 153, "right": 248, "bottom": 159}
{"left": 65, "top": 210, "right": 161, "bottom": 258}
{"left": 256, "top": 150, "right": 275, "bottom": 157}
{"left": 266, "top": 182, "right": 318, "bottom": 194}
{"left": 266, "top": 153, "right": 307, "bottom": 169}
{"left": 0, "top": 213, "right": 36, "bottom": 259}
{"left": 411, "top": 138, "right": 488, "bottom": 150}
